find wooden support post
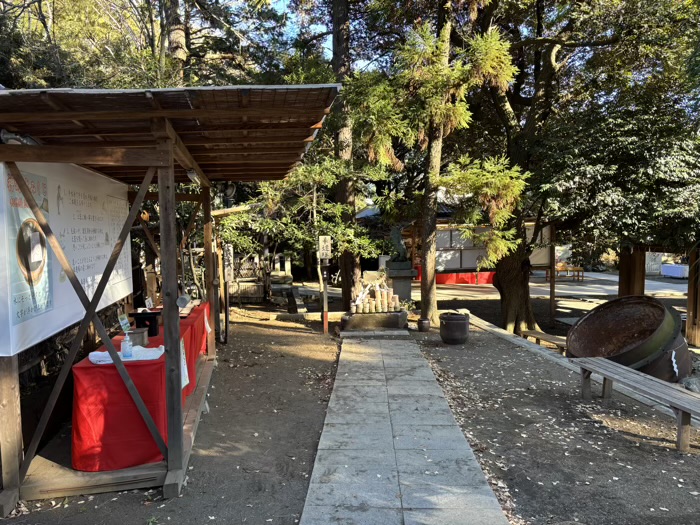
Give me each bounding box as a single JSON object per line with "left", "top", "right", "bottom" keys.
{"left": 157, "top": 140, "right": 185, "bottom": 498}
{"left": 676, "top": 410, "right": 691, "bottom": 453}
{"left": 631, "top": 248, "right": 646, "bottom": 296}
{"left": 618, "top": 246, "right": 645, "bottom": 296}
{"left": 602, "top": 378, "right": 613, "bottom": 399}
{"left": 0, "top": 355, "right": 21, "bottom": 517}
{"left": 549, "top": 225, "right": 556, "bottom": 328}
{"left": 687, "top": 249, "right": 700, "bottom": 346}
{"left": 7, "top": 164, "right": 166, "bottom": 482}
{"left": 203, "top": 186, "right": 217, "bottom": 359}
{"left": 618, "top": 247, "right": 632, "bottom": 297}
{"left": 581, "top": 369, "right": 592, "bottom": 401}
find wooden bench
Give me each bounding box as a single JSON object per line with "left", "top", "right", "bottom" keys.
{"left": 546, "top": 266, "right": 584, "bottom": 281}
{"left": 521, "top": 330, "right": 568, "bottom": 354}
{"left": 573, "top": 357, "right": 700, "bottom": 452}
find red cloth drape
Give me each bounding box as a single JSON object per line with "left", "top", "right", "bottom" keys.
{"left": 71, "top": 304, "right": 209, "bottom": 472}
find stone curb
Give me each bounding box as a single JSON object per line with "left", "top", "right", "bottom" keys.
{"left": 270, "top": 312, "right": 346, "bottom": 322}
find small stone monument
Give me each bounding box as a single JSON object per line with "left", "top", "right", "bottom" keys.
{"left": 386, "top": 226, "right": 417, "bottom": 301}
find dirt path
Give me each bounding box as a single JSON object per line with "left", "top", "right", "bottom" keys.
{"left": 9, "top": 311, "right": 338, "bottom": 525}
{"left": 417, "top": 328, "right": 700, "bottom": 525}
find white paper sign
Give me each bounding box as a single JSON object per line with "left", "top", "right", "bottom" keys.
{"left": 204, "top": 314, "right": 212, "bottom": 334}
{"left": 223, "top": 244, "right": 234, "bottom": 282}
{"left": 0, "top": 162, "right": 133, "bottom": 355}
{"left": 180, "top": 338, "right": 189, "bottom": 389}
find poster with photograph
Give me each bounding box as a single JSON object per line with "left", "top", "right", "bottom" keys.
{"left": 5, "top": 171, "right": 53, "bottom": 325}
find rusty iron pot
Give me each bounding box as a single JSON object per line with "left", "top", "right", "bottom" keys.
{"left": 567, "top": 296, "right": 691, "bottom": 382}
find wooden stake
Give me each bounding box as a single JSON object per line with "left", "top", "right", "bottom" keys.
{"left": 203, "top": 187, "right": 217, "bottom": 358}
{"left": 580, "top": 369, "right": 592, "bottom": 401}
{"left": 687, "top": 249, "right": 699, "bottom": 346}
{"left": 549, "top": 224, "right": 556, "bottom": 328}
{"left": 677, "top": 410, "right": 691, "bottom": 453}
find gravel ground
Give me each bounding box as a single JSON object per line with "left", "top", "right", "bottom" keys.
{"left": 7, "top": 311, "right": 339, "bottom": 525}
{"left": 417, "top": 327, "right": 700, "bottom": 525}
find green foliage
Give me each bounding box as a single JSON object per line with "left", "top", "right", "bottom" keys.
{"left": 540, "top": 84, "right": 700, "bottom": 255}
{"left": 440, "top": 155, "right": 528, "bottom": 269}
{"left": 217, "top": 209, "right": 262, "bottom": 257}
{"left": 282, "top": 49, "right": 335, "bottom": 84}
{"left": 466, "top": 29, "right": 518, "bottom": 92}
{"left": 394, "top": 22, "right": 472, "bottom": 137}
{"left": 0, "top": 0, "right": 291, "bottom": 89}
{"left": 219, "top": 158, "right": 382, "bottom": 262}
{"left": 345, "top": 72, "right": 415, "bottom": 168}
{"left": 346, "top": 17, "right": 519, "bottom": 269}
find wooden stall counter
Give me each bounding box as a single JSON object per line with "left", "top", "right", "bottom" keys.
{"left": 71, "top": 304, "right": 209, "bottom": 472}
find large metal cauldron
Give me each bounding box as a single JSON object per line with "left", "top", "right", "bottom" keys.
{"left": 567, "top": 296, "right": 692, "bottom": 382}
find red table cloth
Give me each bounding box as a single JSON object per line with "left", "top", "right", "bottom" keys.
{"left": 71, "top": 304, "right": 209, "bottom": 472}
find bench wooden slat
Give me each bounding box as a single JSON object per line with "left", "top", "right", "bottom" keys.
{"left": 576, "top": 357, "right": 698, "bottom": 398}
{"left": 522, "top": 330, "right": 568, "bottom": 348}
{"left": 575, "top": 358, "right": 698, "bottom": 404}
{"left": 573, "top": 357, "right": 700, "bottom": 416}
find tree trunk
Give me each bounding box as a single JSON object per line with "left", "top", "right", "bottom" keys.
{"left": 492, "top": 244, "right": 539, "bottom": 334}
{"left": 163, "top": 0, "right": 187, "bottom": 79}
{"left": 420, "top": 124, "right": 442, "bottom": 326}
{"left": 420, "top": 17, "right": 450, "bottom": 327}
{"left": 303, "top": 248, "right": 314, "bottom": 280}
{"left": 332, "top": 0, "right": 359, "bottom": 310}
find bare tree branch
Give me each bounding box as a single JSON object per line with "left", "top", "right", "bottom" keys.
{"left": 510, "top": 35, "right": 620, "bottom": 51}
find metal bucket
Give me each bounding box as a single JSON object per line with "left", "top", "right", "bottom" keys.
{"left": 567, "top": 296, "right": 691, "bottom": 382}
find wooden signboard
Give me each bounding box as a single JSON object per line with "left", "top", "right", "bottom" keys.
{"left": 318, "top": 235, "right": 332, "bottom": 261}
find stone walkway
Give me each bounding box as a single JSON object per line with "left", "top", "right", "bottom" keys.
{"left": 299, "top": 337, "right": 509, "bottom": 525}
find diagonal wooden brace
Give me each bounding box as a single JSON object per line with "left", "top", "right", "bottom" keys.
{"left": 180, "top": 201, "right": 202, "bottom": 252}
{"left": 138, "top": 215, "right": 161, "bottom": 258}
{"left": 7, "top": 164, "right": 167, "bottom": 482}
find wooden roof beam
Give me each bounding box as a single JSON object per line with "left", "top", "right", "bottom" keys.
{"left": 128, "top": 191, "right": 202, "bottom": 203}
{"left": 152, "top": 118, "right": 211, "bottom": 188}
{"left": 184, "top": 136, "right": 314, "bottom": 146}
{"left": 30, "top": 126, "right": 320, "bottom": 140}
{"left": 0, "top": 144, "right": 169, "bottom": 166}
{"left": 196, "top": 157, "right": 301, "bottom": 165}
{"left": 120, "top": 176, "right": 284, "bottom": 184}
{"left": 189, "top": 147, "right": 306, "bottom": 156}
{"left": 0, "top": 107, "right": 330, "bottom": 123}
{"left": 39, "top": 91, "right": 96, "bottom": 138}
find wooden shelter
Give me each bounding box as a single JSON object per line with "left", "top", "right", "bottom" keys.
{"left": 0, "top": 84, "right": 339, "bottom": 515}
{"left": 618, "top": 244, "right": 700, "bottom": 346}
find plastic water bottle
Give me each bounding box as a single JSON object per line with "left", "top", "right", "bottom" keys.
{"left": 122, "top": 332, "right": 133, "bottom": 359}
